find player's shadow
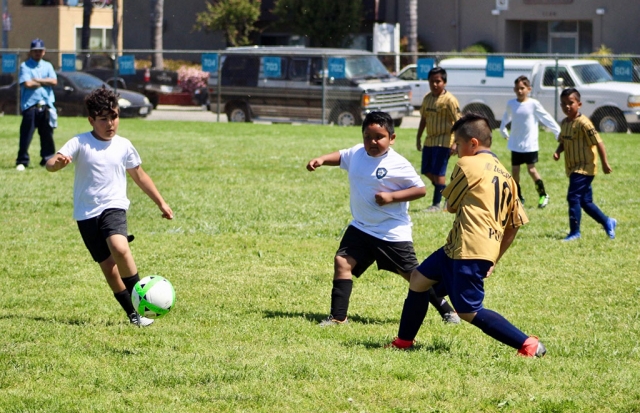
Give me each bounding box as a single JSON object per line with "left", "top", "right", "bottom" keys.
{"left": 261, "top": 310, "right": 396, "bottom": 325}
{"left": 0, "top": 313, "right": 119, "bottom": 327}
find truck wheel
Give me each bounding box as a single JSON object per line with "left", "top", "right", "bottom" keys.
{"left": 463, "top": 104, "right": 497, "bottom": 129}
{"left": 331, "top": 107, "right": 361, "bottom": 126}
{"left": 593, "top": 109, "right": 627, "bottom": 133}
{"left": 227, "top": 104, "right": 251, "bottom": 123}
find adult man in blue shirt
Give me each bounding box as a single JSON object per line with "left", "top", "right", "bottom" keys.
{"left": 16, "top": 38, "right": 58, "bottom": 171}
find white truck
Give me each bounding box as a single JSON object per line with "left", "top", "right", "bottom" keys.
{"left": 437, "top": 58, "right": 640, "bottom": 133}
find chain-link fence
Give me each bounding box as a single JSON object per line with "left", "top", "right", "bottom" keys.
{"left": 2, "top": 49, "right": 640, "bottom": 132}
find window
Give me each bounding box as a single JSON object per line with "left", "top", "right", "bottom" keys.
{"left": 289, "top": 59, "right": 309, "bottom": 81}
{"left": 543, "top": 67, "right": 574, "bottom": 87}
{"left": 521, "top": 21, "right": 592, "bottom": 54}
{"left": 75, "top": 27, "right": 113, "bottom": 51}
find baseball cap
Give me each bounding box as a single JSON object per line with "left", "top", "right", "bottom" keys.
{"left": 30, "top": 39, "right": 45, "bottom": 50}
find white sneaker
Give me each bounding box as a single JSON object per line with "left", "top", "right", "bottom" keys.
{"left": 16, "top": 164, "right": 25, "bottom": 171}
{"left": 129, "top": 313, "right": 154, "bottom": 327}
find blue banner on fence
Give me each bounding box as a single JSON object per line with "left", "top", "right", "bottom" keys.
{"left": 201, "top": 53, "right": 218, "bottom": 73}
{"left": 2, "top": 54, "right": 17, "bottom": 73}
{"left": 486, "top": 56, "right": 504, "bottom": 78}
{"left": 328, "top": 57, "right": 346, "bottom": 79}
{"left": 61, "top": 54, "right": 76, "bottom": 72}
{"left": 416, "top": 58, "right": 435, "bottom": 80}
{"left": 118, "top": 55, "right": 135, "bottom": 75}
{"left": 263, "top": 57, "right": 281, "bottom": 78}
{"left": 612, "top": 60, "right": 633, "bottom": 82}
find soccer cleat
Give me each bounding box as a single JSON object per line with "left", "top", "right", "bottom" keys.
{"left": 562, "top": 232, "right": 581, "bottom": 242}
{"left": 517, "top": 336, "right": 547, "bottom": 358}
{"left": 605, "top": 218, "right": 617, "bottom": 239}
{"left": 318, "top": 315, "right": 348, "bottom": 327}
{"left": 538, "top": 195, "right": 550, "bottom": 209}
{"left": 385, "top": 337, "right": 415, "bottom": 350}
{"left": 16, "top": 164, "right": 25, "bottom": 171}
{"left": 442, "top": 311, "right": 461, "bottom": 324}
{"left": 425, "top": 205, "right": 441, "bottom": 213}
{"left": 129, "top": 313, "right": 154, "bottom": 327}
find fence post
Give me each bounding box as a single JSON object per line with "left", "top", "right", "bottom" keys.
{"left": 14, "top": 52, "right": 19, "bottom": 116}
{"left": 216, "top": 53, "right": 221, "bottom": 123}
{"left": 321, "top": 54, "right": 326, "bottom": 126}
{"left": 554, "top": 55, "right": 559, "bottom": 122}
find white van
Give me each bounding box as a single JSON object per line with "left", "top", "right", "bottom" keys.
{"left": 207, "top": 46, "right": 413, "bottom": 126}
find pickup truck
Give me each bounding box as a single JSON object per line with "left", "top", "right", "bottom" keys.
{"left": 76, "top": 54, "right": 180, "bottom": 108}
{"left": 405, "top": 58, "right": 640, "bottom": 133}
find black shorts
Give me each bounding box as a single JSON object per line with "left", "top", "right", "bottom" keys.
{"left": 336, "top": 225, "right": 419, "bottom": 277}
{"left": 77, "top": 208, "right": 128, "bottom": 263}
{"left": 511, "top": 151, "right": 538, "bottom": 166}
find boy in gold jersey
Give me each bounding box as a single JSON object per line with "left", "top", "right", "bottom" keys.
{"left": 416, "top": 67, "right": 461, "bottom": 212}
{"left": 554, "top": 88, "right": 616, "bottom": 242}
{"left": 389, "top": 112, "right": 546, "bottom": 357}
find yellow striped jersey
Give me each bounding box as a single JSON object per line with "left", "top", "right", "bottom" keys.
{"left": 559, "top": 115, "right": 602, "bottom": 177}
{"left": 442, "top": 151, "right": 528, "bottom": 263}
{"left": 419, "top": 91, "right": 461, "bottom": 148}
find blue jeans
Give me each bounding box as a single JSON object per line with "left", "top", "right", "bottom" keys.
{"left": 567, "top": 173, "right": 608, "bottom": 235}
{"left": 16, "top": 106, "right": 55, "bottom": 166}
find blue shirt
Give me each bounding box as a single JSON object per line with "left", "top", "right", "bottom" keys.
{"left": 19, "top": 58, "right": 57, "bottom": 111}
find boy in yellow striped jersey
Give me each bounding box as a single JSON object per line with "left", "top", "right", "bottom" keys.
{"left": 416, "top": 67, "right": 461, "bottom": 212}
{"left": 389, "top": 112, "right": 546, "bottom": 357}
{"left": 553, "top": 88, "right": 616, "bottom": 242}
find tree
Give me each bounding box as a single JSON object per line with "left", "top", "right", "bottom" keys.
{"left": 273, "top": 0, "right": 362, "bottom": 48}
{"left": 405, "top": 0, "right": 417, "bottom": 64}
{"left": 151, "top": 0, "right": 164, "bottom": 69}
{"left": 194, "top": 0, "right": 262, "bottom": 47}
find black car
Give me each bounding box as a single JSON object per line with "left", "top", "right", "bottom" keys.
{"left": 0, "top": 71, "right": 153, "bottom": 118}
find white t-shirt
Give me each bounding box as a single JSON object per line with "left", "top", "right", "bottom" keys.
{"left": 499, "top": 98, "right": 561, "bottom": 153}
{"left": 339, "top": 144, "right": 424, "bottom": 242}
{"left": 58, "top": 132, "right": 142, "bottom": 221}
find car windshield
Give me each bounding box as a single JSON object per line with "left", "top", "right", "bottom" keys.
{"left": 345, "top": 56, "right": 391, "bottom": 80}
{"left": 64, "top": 72, "right": 110, "bottom": 90}
{"left": 573, "top": 63, "right": 612, "bottom": 84}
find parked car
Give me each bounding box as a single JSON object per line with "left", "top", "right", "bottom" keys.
{"left": 77, "top": 54, "right": 180, "bottom": 108}
{"left": 397, "top": 64, "right": 429, "bottom": 108}
{"left": 208, "top": 46, "right": 413, "bottom": 126}
{"left": 0, "top": 71, "right": 153, "bottom": 118}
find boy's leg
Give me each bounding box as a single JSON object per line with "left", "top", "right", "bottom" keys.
{"left": 579, "top": 179, "right": 616, "bottom": 238}
{"left": 326, "top": 254, "right": 356, "bottom": 323}
{"left": 106, "top": 234, "right": 138, "bottom": 279}
{"left": 399, "top": 269, "right": 458, "bottom": 323}
{"left": 36, "top": 109, "right": 56, "bottom": 165}
{"left": 17, "top": 108, "right": 37, "bottom": 167}
{"left": 566, "top": 174, "right": 585, "bottom": 239}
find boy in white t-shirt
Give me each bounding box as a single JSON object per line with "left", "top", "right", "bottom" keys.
{"left": 45, "top": 86, "right": 173, "bottom": 327}
{"left": 499, "top": 75, "right": 561, "bottom": 208}
{"left": 306, "top": 111, "right": 459, "bottom": 326}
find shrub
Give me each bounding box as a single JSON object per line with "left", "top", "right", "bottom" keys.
{"left": 177, "top": 66, "right": 209, "bottom": 94}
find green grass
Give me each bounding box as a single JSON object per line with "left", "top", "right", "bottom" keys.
{"left": 1, "top": 115, "right": 640, "bottom": 412}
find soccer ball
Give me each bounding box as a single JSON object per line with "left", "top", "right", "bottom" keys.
{"left": 131, "top": 275, "right": 175, "bottom": 318}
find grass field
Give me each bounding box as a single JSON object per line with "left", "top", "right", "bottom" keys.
{"left": 1, "top": 115, "right": 640, "bottom": 412}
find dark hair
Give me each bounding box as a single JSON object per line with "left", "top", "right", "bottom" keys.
{"left": 362, "top": 111, "right": 395, "bottom": 135}
{"left": 85, "top": 86, "right": 119, "bottom": 118}
{"left": 514, "top": 75, "right": 531, "bottom": 87}
{"left": 428, "top": 67, "right": 447, "bottom": 83}
{"left": 451, "top": 112, "right": 492, "bottom": 147}
{"left": 560, "top": 87, "right": 581, "bottom": 101}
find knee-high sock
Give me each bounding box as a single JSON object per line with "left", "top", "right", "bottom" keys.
{"left": 397, "top": 289, "right": 429, "bottom": 341}
{"left": 114, "top": 289, "right": 136, "bottom": 315}
{"left": 427, "top": 288, "right": 454, "bottom": 316}
{"left": 433, "top": 184, "right": 446, "bottom": 206}
{"left": 470, "top": 308, "right": 528, "bottom": 349}
{"left": 330, "top": 279, "right": 353, "bottom": 321}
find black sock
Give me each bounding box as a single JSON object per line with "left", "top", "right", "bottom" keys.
{"left": 535, "top": 179, "right": 546, "bottom": 197}
{"left": 516, "top": 182, "right": 523, "bottom": 200}
{"left": 470, "top": 308, "right": 528, "bottom": 349}
{"left": 122, "top": 273, "right": 140, "bottom": 295}
{"left": 329, "top": 279, "right": 353, "bottom": 321}
{"left": 433, "top": 184, "right": 446, "bottom": 206}
{"left": 397, "top": 289, "right": 429, "bottom": 341}
{"left": 114, "top": 289, "right": 136, "bottom": 315}
{"left": 427, "top": 288, "right": 454, "bottom": 316}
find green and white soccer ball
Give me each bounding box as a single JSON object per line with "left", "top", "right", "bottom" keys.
{"left": 131, "top": 275, "right": 175, "bottom": 318}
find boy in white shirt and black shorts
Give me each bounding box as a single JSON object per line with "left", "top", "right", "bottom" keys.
{"left": 306, "top": 111, "right": 459, "bottom": 326}
{"left": 46, "top": 86, "right": 174, "bottom": 326}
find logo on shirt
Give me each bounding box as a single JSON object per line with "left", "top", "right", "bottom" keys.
{"left": 376, "top": 168, "right": 387, "bottom": 179}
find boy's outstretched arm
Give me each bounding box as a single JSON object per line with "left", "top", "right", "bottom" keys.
{"left": 45, "top": 153, "right": 72, "bottom": 172}
{"left": 486, "top": 227, "right": 519, "bottom": 278}
{"left": 127, "top": 165, "right": 174, "bottom": 219}
{"left": 596, "top": 141, "right": 612, "bottom": 174}
{"left": 306, "top": 151, "right": 341, "bottom": 171}
{"left": 375, "top": 185, "right": 426, "bottom": 206}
